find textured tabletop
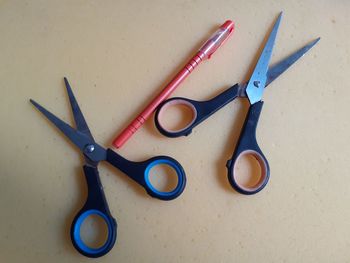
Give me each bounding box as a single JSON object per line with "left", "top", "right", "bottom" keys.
{"left": 1, "top": 0, "right": 349, "bottom": 262}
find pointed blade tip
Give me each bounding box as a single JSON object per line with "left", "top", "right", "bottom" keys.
{"left": 29, "top": 99, "right": 39, "bottom": 107}
{"left": 276, "top": 12, "right": 283, "bottom": 22}
{"left": 63, "top": 77, "right": 70, "bottom": 89}
{"left": 308, "top": 37, "right": 321, "bottom": 49}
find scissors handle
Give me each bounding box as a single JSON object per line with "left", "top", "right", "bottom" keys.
{"left": 226, "top": 101, "right": 270, "bottom": 195}
{"left": 154, "top": 84, "right": 240, "bottom": 137}
{"left": 70, "top": 165, "right": 117, "bottom": 258}
{"left": 106, "top": 149, "right": 186, "bottom": 201}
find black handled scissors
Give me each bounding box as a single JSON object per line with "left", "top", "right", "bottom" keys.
{"left": 155, "top": 13, "right": 319, "bottom": 195}
{"left": 30, "top": 78, "right": 186, "bottom": 257}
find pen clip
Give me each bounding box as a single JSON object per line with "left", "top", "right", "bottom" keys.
{"left": 199, "top": 20, "right": 234, "bottom": 60}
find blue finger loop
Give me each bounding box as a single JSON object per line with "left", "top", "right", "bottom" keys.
{"left": 72, "top": 209, "right": 114, "bottom": 256}
{"left": 144, "top": 159, "right": 183, "bottom": 198}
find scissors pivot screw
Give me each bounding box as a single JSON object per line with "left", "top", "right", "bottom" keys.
{"left": 84, "top": 144, "right": 95, "bottom": 153}
{"left": 253, "top": 81, "right": 260, "bottom": 88}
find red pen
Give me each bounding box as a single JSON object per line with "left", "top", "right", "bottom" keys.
{"left": 113, "top": 20, "right": 235, "bottom": 148}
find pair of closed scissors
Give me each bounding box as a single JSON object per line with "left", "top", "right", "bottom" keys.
{"left": 30, "top": 78, "right": 186, "bottom": 257}
{"left": 155, "top": 13, "right": 319, "bottom": 195}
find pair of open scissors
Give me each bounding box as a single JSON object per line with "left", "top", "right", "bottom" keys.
{"left": 155, "top": 13, "right": 319, "bottom": 195}
{"left": 30, "top": 78, "right": 186, "bottom": 257}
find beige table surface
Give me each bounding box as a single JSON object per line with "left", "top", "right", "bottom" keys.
{"left": 1, "top": 0, "right": 349, "bottom": 262}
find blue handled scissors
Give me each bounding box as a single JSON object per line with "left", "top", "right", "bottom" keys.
{"left": 30, "top": 78, "right": 186, "bottom": 257}
{"left": 154, "top": 13, "right": 319, "bottom": 195}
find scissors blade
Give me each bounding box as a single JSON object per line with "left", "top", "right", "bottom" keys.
{"left": 30, "top": 99, "right": 93, "bottom": 151}
{"left": 64, "top": 77, "right": 95, "bottom": 143}
{"left": 246, "top": 12, "right": 282, "bottom": 104}
{"left": 30, "top": 99, "right": 107, "bottom": 162}
{"left": 266, "top": 37, "right": 320, "bottom": 87}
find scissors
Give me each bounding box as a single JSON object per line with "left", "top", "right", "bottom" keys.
{"left": 154, "top": 13, "right": 319, "bottom": 195}
{"left": 30, "top": 78, "right": 186, "bottom": 257}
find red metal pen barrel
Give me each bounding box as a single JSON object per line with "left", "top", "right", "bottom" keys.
{"left": 113, "top": 20, "right": 234, "bottom": 148}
